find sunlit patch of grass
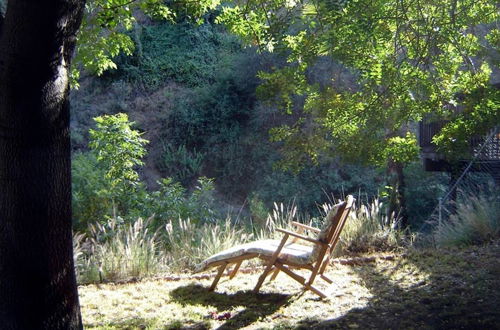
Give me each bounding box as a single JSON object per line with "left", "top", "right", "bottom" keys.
{"left": 80, "top": 241, "right": 500, "bottom": 329}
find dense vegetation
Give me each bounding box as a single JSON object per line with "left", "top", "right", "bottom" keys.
{"left": 70, "top": 19, "right": 453, "bottom": 229}
{"left": 5, "top": 0, "right": 496, "bottom": 328}
{"left": 69, "top": 22, "right": 499, "bottom": 288}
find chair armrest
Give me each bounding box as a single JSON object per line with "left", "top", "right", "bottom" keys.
{"left": 291, "top": 221, "right": 321, "bottom": 233}
{"left": 276, "top": 228, "right": 326, "bottom": 246}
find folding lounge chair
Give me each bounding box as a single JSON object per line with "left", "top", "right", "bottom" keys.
{"left": 195, "top": 195, "right": 355, "bottom": 298}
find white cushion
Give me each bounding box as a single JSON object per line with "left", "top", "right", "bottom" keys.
{"left": 195, "top": 239, "right": 315, "bottom": 272}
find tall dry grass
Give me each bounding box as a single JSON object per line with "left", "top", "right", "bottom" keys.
{"left": 74, "top": 197, "right": 411, "bottom": 283}
{"left": 163, "top": 217, "right": 252, "bottom": 270}
{"left": 322, "top": 198, "right": 409, "bottom": 255}
{"left": 74, "top": 217, "right": 165, "bottom": 284}
{"left": 433, "top": 193, "right": 500, "bottom": 247}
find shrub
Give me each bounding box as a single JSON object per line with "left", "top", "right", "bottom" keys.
{"left": 329, "top": 197, "right": 410, "bottom": 255}
{"left": 158, "top": 143, "right": 205, "bottom": 186}
{"left": 89, "top": 113, "right": 149, "bottom": 215}
{"left": 72, "top": 113, "right": 221, "bottom": 229}
{"left": 404, "top": 161, "right": 449, "bottom": 228}
{"left": 116, "top": 22, "right": 242, "bottom": 89}
{"left": 72, "top": 152, "right": 112, "bottom": 231}
{"left": 74, "top": 217, "right": 165, "bottom": 284}
{"left": 146, "top": 177, "right": 220, "bottom": 228}
{"left": 254, "top": 201, "right": 301, "bottom": 240}
{"left": 433, "top": 193, "right": 500, "bottom": 247}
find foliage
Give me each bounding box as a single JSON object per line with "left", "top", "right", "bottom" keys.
{"left": 72, "top": 0, "right": 222, "bottom": 86}
{"left": 73, "top": 114, "right": 220, "bottom": 228}
{"left": 89, "top": 113, "right": 148, "bottom": 216}
{"left": 433, "top": 192, "right": 500, "bottom": 247}
{"left": 218, "top": 0, "right": 499, "bottom": 166}
{"left": 70, "top": 17, "right": 388, "bottom": 219}
{"left": 72, "top": 160, "right": 220, "bottom": 229}
{"left": 72, "top": 152, "right": 112, "bottom": 231}
{"left": 158, "top": 143, "right": 204, "bottom": 187}
{"left": 254, "top": 201, "right": 300, "bottom": 240}
{"left": 73, "top": 191, "right": 411, "bottom": 279}
{"left": 115, "top": 22, "right": 243, "bottom": 89}
{"left": 330, "top": 197, "right": 410, "bottom": 254}
{"left": 74, "top": 217, "right": 165, "bottom": 284}
{"left": 158, "top": 43, "right": 263, "bottom": 198}
{"left": 215, "top": 0, "right": 499, "bottom": 227}
{"left": 90, "top": 113, "right": 148, "bottom": 188}
{"left": 145, "top": 177, "right": 219, "bottom": 228}
{"left": 255, "top": 162, "right": 382, "bottom": 215}
{"left": 432, "top": 88, "right": 500, "bottom": 159}
{"left": 403, "top": 162, "right": 449, "bottom": 228}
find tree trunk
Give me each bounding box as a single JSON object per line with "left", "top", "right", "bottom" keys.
{"left": 387, "top": 159, "right": 408, "bottom": 228}
{"left": 0, "top": 1, "right": 85, "bottom": 329}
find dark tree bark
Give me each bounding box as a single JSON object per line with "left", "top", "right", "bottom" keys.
{"left": 0, "top": 0, "right": 85, "bottom": 328}
{"left": 387, "top": 159, "right": 408, "bottom": 228}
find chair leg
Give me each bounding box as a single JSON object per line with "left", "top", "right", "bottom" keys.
{"left": 275, "top": 263, "right": 305, "bottom": 285}
{"left": 209, "top": 263, "right": 227, "bottom": 291}
{"left": 318, "top": 255, "right": 331, "bottom": 275}
{"left": 254, "top": 265, "right": 273, "bottom": 292}
{"left": 271, "top": 263, "right": 328, "bottom": 298}
{"left": 275, "top": 263, "right": 326, "bottom": 298}
{"left": 304, "top": 284, "right": 327, "bottom": 299}
{"left": 229, "top": 261, "right": 243, "bottom": 279}
{"left": 320, "top": 274, "right": 333, "bottom": 284}
{"left": 269, "top": 268, "right": 280, "bottom": 281}
{"left": 254, "top": 234, "right": 289, "bottom": 293}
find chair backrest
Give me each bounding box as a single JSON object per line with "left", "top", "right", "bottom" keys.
{"left": 326, "top": 195, "right": 355, "bottom": 253}
{"left": 312, "top": 195, "right": 355, "bottom": 260}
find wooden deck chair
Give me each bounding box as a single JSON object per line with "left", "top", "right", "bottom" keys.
{"left": 195, "top": 195, "right": 355, "bottom": 298}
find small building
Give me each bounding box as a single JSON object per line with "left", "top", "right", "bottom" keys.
{"left": 419, "top": 121, "right": 500, "bottom": 185}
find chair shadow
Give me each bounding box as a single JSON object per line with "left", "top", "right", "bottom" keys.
{"left": 170, "top": 284, "right": 292, "bottom": 329}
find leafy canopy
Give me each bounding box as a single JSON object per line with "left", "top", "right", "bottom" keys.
{"left": 218, "top": 0, "right": 499, "bottom": 166}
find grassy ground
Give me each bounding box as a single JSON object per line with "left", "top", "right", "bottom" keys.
{"left": 80, "top": 241, "right": 500, "bottom": 329}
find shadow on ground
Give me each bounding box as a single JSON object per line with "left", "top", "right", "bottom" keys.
{"left": 290, "top": 245, "right": 500, "bottom": 329}
{"left": 170, "top": 284, "right": 292, "bottom": 329}
{"left": 81, "top": 242, "right": 500, "bottom": 329}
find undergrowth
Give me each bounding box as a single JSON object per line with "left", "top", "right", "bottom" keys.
{"left": 432, "top": 193, "right": 500, "bottom": 247}
{"left": 164, "top": 217, "right": 252, "bottom": 270}
{"left": 74, "top": 197, "right": 410, "bottom": 284}
{"left": 334, "top": 198, "right": 410, "bottom": 255}
{"left": 74, "top": 217, "right": 166, "bottom": 284}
